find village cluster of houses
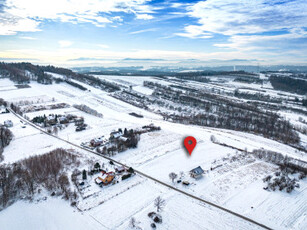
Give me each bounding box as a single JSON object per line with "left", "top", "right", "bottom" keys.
{"left": 88, "top": 130, "right": 127, "bottom": 147}
{"left": 32, "top": 113, "right": 87, "bottom": 131}
{"left": 82, "top": 129, "right": 132, "bottom": 154}
{"left": 81, "top": 124, "right": 161, "bottom": 158}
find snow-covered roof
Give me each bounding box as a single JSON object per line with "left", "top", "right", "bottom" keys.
{"left": 119, "top": 136, "right": 128, "bottom": 142}
{"left": 59, "top": 116, "right": 67, "bottom": 121}
{"left": 190, "top": 166, "right": 204, "bottom": 175}
{"left": 99, "top": 174, "right": 108, "bottom": 180}
{"left": 47, "top": 115, "right": 55, "bottom": 120}
{"left": 92, "top": 137, "right": 104, "bottom": 143}
{"left": 116, "top": 166, "right": 125, "bottom": 171}
{"left": 111, "top": 132, "right": 123, "bottom": 138}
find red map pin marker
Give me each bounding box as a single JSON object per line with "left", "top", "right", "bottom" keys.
{"left": 184, "top": 136, "right": 197, "bottom": 155}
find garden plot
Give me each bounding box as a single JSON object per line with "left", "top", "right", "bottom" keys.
{"left": 86, "top": 180, "right": 164, "bottom": 229}
{"left": 225, "top": 179, "right": 307, "bottom": 230}
{"left": 201, "top": 161, "right": 277, "bottom": 203}
{"left": 77, "top": 175, "right": 146, "bottom": 211}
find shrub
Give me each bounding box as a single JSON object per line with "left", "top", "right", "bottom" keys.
{"left": 148, "top": 212, "right": 156, "bottom": 218}
{"left": 122, "top": 173, "right": 132, "bottom": 180}
{"left": 153, "top": 216, "right": 162, "bottom": 223}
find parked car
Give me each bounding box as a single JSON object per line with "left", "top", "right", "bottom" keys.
{"left": 76, "top": 124, "right": 87, "bottom": 132}
{"left": 76, "top": 126, "right": 86, "bottom": 132}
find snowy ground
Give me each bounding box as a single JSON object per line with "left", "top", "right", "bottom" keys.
{"left": 0, "top": 76, "right": 306, "bottom": 230}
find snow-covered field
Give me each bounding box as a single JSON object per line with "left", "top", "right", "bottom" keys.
{"left": 0, "top": 76, "right": 306, "bottom": 230}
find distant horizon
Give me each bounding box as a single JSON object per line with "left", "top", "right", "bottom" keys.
{"left": 1, "top": 60, "right": 307, "bottom": 71}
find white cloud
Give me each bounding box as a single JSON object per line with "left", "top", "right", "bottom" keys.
{"left": 175, "top": 25, "right": 212, "bottom": 39}
{"left": 58, "top": 40, "right": 73, "bottom": 47}
{"left": 111, "top": 16, "right": 123, "bottom": 22}
{"left": 175, "top": 0, "right": 307, "bottom": 55}
{"left": 0, "top": 13, "right": 40, "bottom": 35}
{"left": 0, "top": 0, "right": 154, "bottom": 35}
{"left": 136, "top": 14, "right": 154, "bottom": 20}
{"left": 183, "top": 0, "right": 307, "bottom": 36}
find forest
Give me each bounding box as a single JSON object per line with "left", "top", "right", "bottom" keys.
{"left": 0, "top": 148, "right": 79, "bottom": 209}
{"left": 269, "top": 75, "right": 307, "bottom": 95}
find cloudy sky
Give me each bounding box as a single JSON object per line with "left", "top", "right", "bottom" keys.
{"left": 0, "top": 0, "right": 306, "bottom": 67}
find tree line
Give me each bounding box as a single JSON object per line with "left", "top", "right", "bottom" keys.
{"left": 144, "top": 81, "right": 300, "bottom": 145}
{"left": 0, "top": 148, "right": 80, "bottom": 209}
{"left": 0, "top": 126, "right": 13, "bottom": 161}
{"left": 269, "top": 75, "right": 307, "bottom": 95}
{"left": 0, "top": 62, "right": 120, "bottom": 92}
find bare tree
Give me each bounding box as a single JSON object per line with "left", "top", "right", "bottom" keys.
{"left": 169, "top": 172, "right": 177, "bottom": 183}
{"left": 154, "top": 196, "right": 165, "bottom": 212}
{"left": 129, "top": 217, "right": 139, "bottom": 229}
{"left": 58, "top": 173, "right": 70, "bottom": 193}
{"left": 53, "top": 126, "right": 58, "bottom": 136}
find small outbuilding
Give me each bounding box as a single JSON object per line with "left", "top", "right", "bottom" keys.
{"left": 115, "top": 166, "right": 126, "bottom": 174}
{"left": 189, "top": 166, "right": 204, "bottom": 179}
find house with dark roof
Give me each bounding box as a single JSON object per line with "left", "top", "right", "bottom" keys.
{"left": 110, "top": 130, "right": 123, "bottom": 139}
{"left": 189, "top": 166, "right": 204, "bottom": 179}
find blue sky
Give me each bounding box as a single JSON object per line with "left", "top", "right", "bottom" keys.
{"left": 0, "top": 0, "right": 306, "bottom": 67}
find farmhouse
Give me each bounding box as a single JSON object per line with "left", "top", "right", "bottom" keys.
{"left": 58, "top": 116, "right": 69, "bottom": 124}
{"left": 190, "top": 166, "right": 204, "bottom": 179}
{"left": 90, "top": 137, "right": 105, "bottom": 147}
{"left": 46, "top": 115, "right": 57, "bottom": 125}
{"left": 110, "top": 130, "right": 123, "bottom": 140}
{"left": 95, "top": 172, "right": 115, "bottom": 185}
